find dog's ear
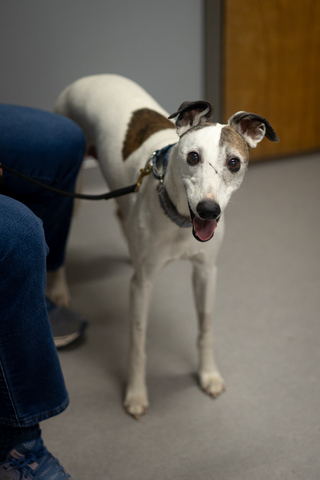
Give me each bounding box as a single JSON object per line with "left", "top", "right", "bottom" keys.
{"left": 228, "top": 111, "right": 279, "bottom": 148}
{"left": 168, "top": 101, "right": 214, "bottom": 137}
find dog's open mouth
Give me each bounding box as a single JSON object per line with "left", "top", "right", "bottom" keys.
{"left": 189, "top": 207, "right": 219, "bottom": 242}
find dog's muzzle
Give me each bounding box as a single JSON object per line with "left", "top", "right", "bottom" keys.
{"left": 189, "top": 200, "right": 221, "bottom": 242}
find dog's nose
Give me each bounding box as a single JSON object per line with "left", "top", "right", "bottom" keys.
{"left": 196, "top": 200, "right": 221, "bottom": 220}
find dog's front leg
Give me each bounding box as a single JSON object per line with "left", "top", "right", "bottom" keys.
{"left": 192, "top": 259, "right": 225, "bottom": 398}
{"left": 124, "top": 269, "right": 155, "bottom": 418}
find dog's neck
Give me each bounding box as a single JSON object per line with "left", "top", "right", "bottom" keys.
{"left": 152, "top": 143, "right": 191, "bottom": 228}
{"left": 157, "top": 183, "right": 191, "bottom": 228}
{"left": 163, "top": 144, "right": 190, "bottom": 219}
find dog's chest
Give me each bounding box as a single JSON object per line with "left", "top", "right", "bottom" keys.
{"left": 158, "top": 223, "right": 220, "bottom": 263}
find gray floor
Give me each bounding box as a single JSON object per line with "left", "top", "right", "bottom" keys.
{"left": 43, "top": 153, "right": 320, "bottom": 480}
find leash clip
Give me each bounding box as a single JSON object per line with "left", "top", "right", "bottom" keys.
{"left": 134, "top": 158, "right": 153, "bottom": 192}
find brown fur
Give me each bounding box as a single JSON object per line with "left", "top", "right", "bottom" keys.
{"left": 220, "top": 126, "right": 250, "bottom": 162}
{"left": 180, "top": 122, "right": 216, "bottom": 138}
{"left": 122, "top": 108, "right": 175, "bottom": 160}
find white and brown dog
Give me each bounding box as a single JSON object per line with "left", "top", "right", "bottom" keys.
{"left": 53, "top": 74, "right": 278, "bottom": 417}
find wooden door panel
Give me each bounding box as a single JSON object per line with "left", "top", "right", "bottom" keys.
{"left": 223, "top": 0, "right": 320, "bottom": 160}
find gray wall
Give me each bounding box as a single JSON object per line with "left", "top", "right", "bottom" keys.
{"left": 0, "top": 0, "right": 204, "bottom": 114}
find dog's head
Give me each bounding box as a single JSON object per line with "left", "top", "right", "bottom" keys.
{"left": 169, "top": 102, "right": 279, "bottom": 242}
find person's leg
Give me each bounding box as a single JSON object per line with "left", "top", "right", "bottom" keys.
{"left": 0, "top": 104, "right": 88, "bottom": 347}
{"left": 0, "top": 103, "right": 86, "bottom": 272}
{"left": 0, "top": 195, "right": 71, "bottom": 478}
{"left": 0, "top": 195, "right": 69, "bottom": 428}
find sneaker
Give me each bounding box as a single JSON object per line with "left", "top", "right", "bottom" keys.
{"left": 0, "top": 437, "right": 71, "bottom": 479}
{"left": 46, "top": 298, "right": 88, "bottom": 348}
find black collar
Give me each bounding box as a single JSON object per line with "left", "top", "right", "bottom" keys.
{"left": 152, "top": 144, "right": 192, "bottom": 228}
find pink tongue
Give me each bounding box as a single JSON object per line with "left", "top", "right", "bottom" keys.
{"left": 193, "top": 217, "right": 217, "bottom": 241}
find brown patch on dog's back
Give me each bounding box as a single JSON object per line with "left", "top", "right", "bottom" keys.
{"left": 220, "top": 126, "right": 250, "bottom": 162}
{"left": 122, "top": 109, "right": 175, "bottom": 160}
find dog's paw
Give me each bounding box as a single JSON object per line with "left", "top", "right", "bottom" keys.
{"left": 199, "top": 371, "right": 226, "bottom": 398}
{"left": 123, "top": 391, "right": 149, "bottom": 419}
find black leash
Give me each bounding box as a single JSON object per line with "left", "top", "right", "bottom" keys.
{"left": 0, "top": 144, "right": 176, "bottom": 201}
{"left": 0, "top": 163, "right": 142, "bottom": 201}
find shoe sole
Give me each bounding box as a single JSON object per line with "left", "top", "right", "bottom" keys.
{"left": 54, "top": 332, "right": 81, "bottom": 348}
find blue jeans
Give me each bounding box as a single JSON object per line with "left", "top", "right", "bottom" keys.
{"left": 0, "top": 105, "right": 86, "bottom": 427}
{"left": 0, "top": 103, "right": 86, "bottom": 271}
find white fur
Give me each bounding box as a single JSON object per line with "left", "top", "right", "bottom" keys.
{"left": 53, "top": 74, "right": 255, "bottom": 417}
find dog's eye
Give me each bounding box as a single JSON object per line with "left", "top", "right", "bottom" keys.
{"left": 187, "top": 151, "right": 200, "bottom": 165}
{"left": 227, "top": 158, "right": 241, "bottom": 173}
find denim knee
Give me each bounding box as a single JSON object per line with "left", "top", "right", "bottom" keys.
{"left": 0, "top": 195, "right": 48, "bottom": 283}
{"left": 0, "top": 195, "right": 69, "bottom": 427}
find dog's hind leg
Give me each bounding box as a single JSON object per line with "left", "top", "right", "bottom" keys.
{"left": 192, "top": 258, "right": 225, "bottom": 398}
{"left": 46, "top": 265, "right": 70, "bottom": 307}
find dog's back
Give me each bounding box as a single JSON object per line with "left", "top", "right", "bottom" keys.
{"left": 55, "top": 74, "right": 178, "bottom": 188}
{"left": 55, "top": 74, "right": 170, "bottom": 154}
